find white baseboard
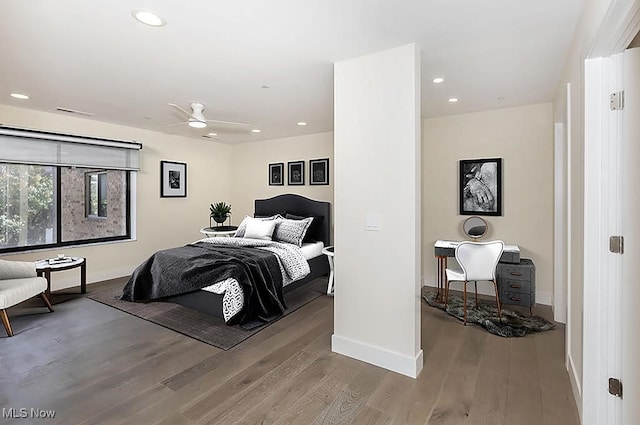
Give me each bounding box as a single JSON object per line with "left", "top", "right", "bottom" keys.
{"left": 331, "top": 334, "right": 423, "bottom": 378}
{"left": 567, "top": 353, "right": 583, "bottom": 421}
{"left": 421, "top": 281, "right": 552, "bottom": 306}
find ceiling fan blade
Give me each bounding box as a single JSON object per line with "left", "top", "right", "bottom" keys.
{"left": 204, "top": 118, "right": 250, "bottom": 126}
{"left": 165, "top": 121, "right": 187, "bottom": 127}
{"left": 168, "top": 103, "right": 192, "bottom": 118}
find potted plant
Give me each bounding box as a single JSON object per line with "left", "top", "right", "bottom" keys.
{"left": 210, "top": 201, "right": 232, "bottom": 226}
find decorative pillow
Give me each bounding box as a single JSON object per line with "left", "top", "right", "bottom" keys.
{"left": 243, "top": 218, "right": 277, "bottom": 241}
{"left": 273, "top": 217, "right": 313, "bottom": 247}
{"left": 235, "top": 214, "right": 281, "bottom": 238}
{"left": 285, "top": 213, "right": 322, "bottom": 243}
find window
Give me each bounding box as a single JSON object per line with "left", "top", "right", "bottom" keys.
{"left": 85, "top": 171, "right": 107, "bottom": 218}
{"left": 0, "top": 125, "right": 141, "bottom": 253}
{"left": 0, "top": 164, "right": 131, "bottom": 252}
{"left": 0, "top": 164, "right": 57, "bottom": 248}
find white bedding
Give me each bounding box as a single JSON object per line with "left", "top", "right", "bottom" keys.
{"left": 300, "top": 241, "right": 325, "bottom": 260}
{"left": 198, "top": 237, "right": 311, "bottom": 322}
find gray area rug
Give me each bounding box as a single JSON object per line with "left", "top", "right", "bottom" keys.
{"left": 88, "top": 278, "right": 326, "bottom": 350}
{"left": 422, "top": 288, "right": 555, "bottom": 337}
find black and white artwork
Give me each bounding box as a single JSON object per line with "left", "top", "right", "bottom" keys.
{"left": 161, "top": 160, "right": 187, "bottom": 198}
{"left": 309, "top": 158, "right": 329, "bottom": 185}
{"left": 288, "top": 161, "right": 305, "bottom": 185}
{"left": 269, "top": 162, "right": 284, "bottom": 186}
{"left": 459, "top": 158, "right": 502, "bottom": 216}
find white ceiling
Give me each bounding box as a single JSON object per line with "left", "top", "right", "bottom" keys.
{"left": 0, "top": 0, "right": 584, "bottom": 144}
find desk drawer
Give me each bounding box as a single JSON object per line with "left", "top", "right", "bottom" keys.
{"left": 499, "top": 279, "right": 532, "bottom": 294}
{"left": 500, "top": 291, "right": 533, "bottom": 308}
{"left": 497, "top": 262, "right": 534, "bottom": 282}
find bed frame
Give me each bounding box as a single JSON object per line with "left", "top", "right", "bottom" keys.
{"left": 167, "top": 194, "right": 331, "bottom": 319}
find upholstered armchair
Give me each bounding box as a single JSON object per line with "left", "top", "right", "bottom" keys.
{"left": 0, "top": 259, "right": 54, "bottom": 337}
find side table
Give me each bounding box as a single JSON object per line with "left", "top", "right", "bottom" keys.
{"left": 322, "top": 246, "right": 334, "bottom": 296}
{"left": 35, "top": 257, "right": 86, "bottom": 300}
{"left": 200, "top": 226, "right": 238, "bottom": 237}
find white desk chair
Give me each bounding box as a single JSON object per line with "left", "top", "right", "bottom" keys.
{"left": 445, "top": 240, "right": 504, "bottom": 325}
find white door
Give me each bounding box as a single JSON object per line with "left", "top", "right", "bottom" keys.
{"left": 622, "top": 46, "right": 640, "bottom": 425}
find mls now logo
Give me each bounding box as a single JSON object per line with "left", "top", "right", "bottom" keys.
{"left": 2, "top": 408, "right": 56, "bottom": 419}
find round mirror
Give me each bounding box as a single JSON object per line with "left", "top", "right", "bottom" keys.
{"left": 462, "top": 216, "right": 488, "bottom": 239}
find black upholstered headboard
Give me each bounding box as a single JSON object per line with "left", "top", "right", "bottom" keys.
{"left": 254, "top": 194, "right": 331, "bottom": 246}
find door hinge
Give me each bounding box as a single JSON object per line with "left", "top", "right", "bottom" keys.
{"left": 609, "top": 236, "right": 624, "bottom": 254}
{"left": 609, "top": 378, "right": 623, "bottom": 398}
{"left": 610, "top": 91, "right": 625, "bottom": 110}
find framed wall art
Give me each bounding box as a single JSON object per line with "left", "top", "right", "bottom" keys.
{"left": 269, "top": 162, "right": 284, "bottom": 186}
{"left": 309, "top": 158, "right": 329, "bottom": 185}
{"left": 459, "top": 157, "right": 502, "bottom": 216}
{"left": 160, "top": 160, "right": 187, "bottom": 198}
{"left": 288, "top": 160, "right": 305, "bottom": 185}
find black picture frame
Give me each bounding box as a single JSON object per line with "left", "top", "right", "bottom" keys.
{"left": 288, "top": 161, "right": 305, "bottom": 185}
{"left": 160, "top": 160, "right": 187, "bottom": 198}
{"left": 269, "top": 162, "right": 284, "bottom": 186}
{"left": 309, "top": 158, "right": 329, "bottom": 185}
{"left": 459, "top": 157, "right": 502, "bottom": 216}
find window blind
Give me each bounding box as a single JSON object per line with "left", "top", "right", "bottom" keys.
{"left": 0, "top": 126, "right": 142, "bottom": 170}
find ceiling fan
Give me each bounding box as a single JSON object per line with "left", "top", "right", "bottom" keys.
{"left": 167, "top": 102, "right": 250, "bottom": 129}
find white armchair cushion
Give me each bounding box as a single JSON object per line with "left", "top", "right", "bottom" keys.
{"left": 0, "top": 277, "right": 47, "bottom": 309}
{"left": 0, "top": 259, "right": 37, "bottom": 280}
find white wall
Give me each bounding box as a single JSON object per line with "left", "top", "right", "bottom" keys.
{"left": 230, "top": 132, "right": 334, "bottom": 224}
{"left": 0, "top": 104, "right": 232, "bottom": 289}
{"left": 422, "top": 104, "right": 554, "bottom": 305}
{"left": 333, "top": 44, "right": 423, "bottom": 377}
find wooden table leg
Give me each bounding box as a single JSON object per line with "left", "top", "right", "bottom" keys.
{"left": 38, "top": 269, "right": 52, "bottom": 299}
{"left": 80, "top": 259, "right": 87, "bottom": 294}
{"left": 436, "top": 255, "right": 447, "bottom": 303}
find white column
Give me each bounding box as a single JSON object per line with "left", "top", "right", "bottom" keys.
{"left": 332, "top": 44, "right": 423, "bottom": 378}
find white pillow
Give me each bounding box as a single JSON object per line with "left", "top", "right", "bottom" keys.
{"left": 243, "top": 218, "right": 277, "bottom": 240}
{"left": 235, "top": 214, "right": 281, "bottom": 238}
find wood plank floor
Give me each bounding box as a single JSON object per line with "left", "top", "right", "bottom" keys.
{"left": 0, "top": 280, "right": 580, "bottom": 424}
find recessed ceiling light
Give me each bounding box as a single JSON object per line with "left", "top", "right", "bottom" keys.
{"left": 433, "top": 77, "right": 444, "bottom": 84}
{"left": 10, "top": 93, "right": 29, "bottom": 100}
{"left": 261, "top": 85, "right": 270, "bottom": 89}
{"left": 208, "top": 132, "right": 218, "bottom": 136}
{"left": 131, "top": 9, "right": 166, "bottom": 27}
{"left": 297, "top": 122, "right": 307, "bottom": 126}
{"left": 252, "top": 129, "right": 261, "bottom": 133}
{"left": 448, "top": 97, "right": 459, "bottom": 103}
{"left": 497, "top": 96, "right": 505, "bottom": 101}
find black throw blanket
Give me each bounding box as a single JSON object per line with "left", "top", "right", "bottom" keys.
{"left": 120, "top": 242, "right": 286, "bottom": 326}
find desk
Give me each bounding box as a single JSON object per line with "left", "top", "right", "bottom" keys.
{"left": 200, "top": 226, "right": 238, "bottom": 237}
{"left": 433, "top": 240, "right": 520, "bottom": 303}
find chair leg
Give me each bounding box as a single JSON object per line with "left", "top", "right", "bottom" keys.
{"left": 493, "top": 279, "right": 502, "bottom": 323}
{"left": 1, "top": 309, "right": 13, "bottom": 337}
{"left": 444, "top": 279, "right": 449, "bottom": 308}
{"left": 40, "top": 293, "right": 54, "bottom": 312}
{"left": 474, "top": 281, "right": 479, "bottom": 307}
{"left": 463, "top": 280, "right": 468, "bottom": 325}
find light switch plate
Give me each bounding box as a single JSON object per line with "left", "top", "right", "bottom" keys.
{"left": 365, "top": 213, "right": 382, "bottom": 231}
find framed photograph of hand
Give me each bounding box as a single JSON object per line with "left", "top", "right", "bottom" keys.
{"left": 459, "top": 158, "right": 502, "bottom": 216}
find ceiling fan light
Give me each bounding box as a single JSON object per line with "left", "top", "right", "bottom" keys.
{"left": 188, "top": 120, "right": 207, "bottom": 129}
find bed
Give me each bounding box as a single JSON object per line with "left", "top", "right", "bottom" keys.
{"left": 121, "top": 194, "right": 331, "bottom": 328}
